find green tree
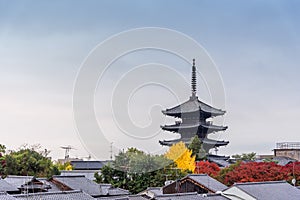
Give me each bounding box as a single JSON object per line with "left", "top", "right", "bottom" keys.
{"left": 232, "top": 152, "right": 256, "bottom": 161}
{"left": 4, "top": 145, "right": 59, "bottom": 177}
{"left": 217, "top": 160, "right": 242, "bottom": 184}
{"left": 95, "top": 148, "right": 187, "bottom": 194}
{"left": 0, "top": 144, "right": 6, "bottom": 177}
{"left": 188, "top": 136, "right": 206, "bottom": 160}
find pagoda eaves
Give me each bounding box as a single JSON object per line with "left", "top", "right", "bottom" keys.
{"left": 161, "top": 123, "right": 228, "bottom": 134}
{"left": 162, "top": 96, "right": 225, "bottom": 118}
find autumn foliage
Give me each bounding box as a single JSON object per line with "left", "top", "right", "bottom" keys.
{"left": 216, "top": 161, "right": 300, "bottom": 186}
{"left": 195, "top": 161, "right": 220, "bottom": 177}
{"left": 165, "top": 142, "right": 195, "bottom": 173}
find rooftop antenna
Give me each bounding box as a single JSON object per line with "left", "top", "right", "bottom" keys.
{"left": 214, "top": 147, "right": 219, "bottom": 155}
{"left": 191, "top": 59, "right": 197, "bottom": 98}
{"left": 60, "top": 145, "right": 76, "bottom": 161}
{"left": 110, "top": 142, "right": 113, "bottom": 160}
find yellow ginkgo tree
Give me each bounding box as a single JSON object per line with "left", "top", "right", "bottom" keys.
{"left": 165, "top": 141, "right": 195, "bottom": 173}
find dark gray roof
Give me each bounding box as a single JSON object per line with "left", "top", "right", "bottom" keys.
{"left": 0, "top": 192, "right": 17, "bottom": 200}
{"left": 207, "top": 158, "right": 230, "bottom": 168}
{"left": 272, "top": 156, "right": 297, "bottom": 166}
{"left": 96, "top": 195, "right": 132, "bottom": 199}
{"left": 159, "top": 138, "right": 229, "bottom": 147}
{"left": 161, "top": 123, "right": 227, "bottom": 133}
{"left": 52, "top": 175, "right": 102, "bottom": 196}
{"left": 13, "top": 190, "right": 94, "bottom": 200}
{"left": 155, "top": 192, "right": 229, "bottom": 200}
{"left": 52, "top": 176, "right": 129, "bottom": 197}
{"left": 36, "top": 178, "right": 62, "bottom": 192}
{"left": 60, "top": 170, "right": 101, "bottom": 181}
{"left": 155, "top": 192, "right": 200, "bottom": 200}
{"left": 114, "top": 195, "right": 149, "bottom": 200}
{"left": 0, "top": 179, "right": 19, "bottom": 192}
{"left": 231, "top": 181, "right": 300, "bottom": 200}
{"left": 163, "top": 96, "right": 225, "bottom": 116}
{"left": 71, "top": 161, "right": 105, "bottom": 170}
{"left": 199, "top": 194, "right": 230, "bottom": 200}
{"left": 186, "top": 174, "right": 228, "bottom": 192}
{"left": 4, "top": 176, "right": 33, "bottom": 189}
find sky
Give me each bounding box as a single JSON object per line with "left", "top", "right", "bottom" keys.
{"left": 1, "top": 0, "right": 300, "bottom": 160}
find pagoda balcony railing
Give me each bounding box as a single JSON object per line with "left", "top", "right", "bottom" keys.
{"left": 276, "top": 142, "right": 300, "bottom": 149}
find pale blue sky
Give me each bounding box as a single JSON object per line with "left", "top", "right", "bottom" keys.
{"left": 1, "top": 0, "right": 300, "bottom": 160}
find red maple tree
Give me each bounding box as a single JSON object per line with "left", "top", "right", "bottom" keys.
{"left": 194, "top": 161, "right": 220, "bottom": 177}
{"left": 221, "top": 162, "right": 290, "bottom": 185}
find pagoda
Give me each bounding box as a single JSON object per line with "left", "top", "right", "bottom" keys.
{"left": 159, "top": 59, "right": 229, "bottom": 154}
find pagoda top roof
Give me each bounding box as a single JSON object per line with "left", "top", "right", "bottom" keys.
{"left": 162, "top": 59, "right": 225, "bottom": 116}
{"left": 162, "top": 95, "right": 225, "bottom": 116}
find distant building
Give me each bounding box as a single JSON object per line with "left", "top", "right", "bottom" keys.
{"left": 57, "top": 158, "right": 83, "bottom": 165}
{"left": 60, "top": 160, "right": 110, "bottom": 181}
{"left": 273, "top": 142, "right": 300, "bottom": 161}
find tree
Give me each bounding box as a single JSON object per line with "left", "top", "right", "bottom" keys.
{"left": 232, "top": 152, "right": 256, "bottom": 161}
{"left": 4, "top": 145, "right": 59, "bottom": 177}
{"left": 283, "top": 162, "right": 300, "bottom": 185}
{"left": 188, "top": 136, "right": 206, "bottom": 160}
{"left": 195, "top": 161, "right": 220, "bottom": 177}
{"left": 96, "top": 148, "right": 187, "bottom": 194}
{"left": 165, "top": 142, "right": 195, "bottom": 173}
{"left": 219, "top": 162, "right": 287, "bottom": 186}
{"left": 0, "top": 144, "right": 6, "bottom": 177}
{"left": 56, "top": 162, "right": 73, "bottom": 171}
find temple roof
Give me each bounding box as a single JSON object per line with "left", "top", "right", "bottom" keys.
{"left": 162, "top": 96, "right": 225, "bottom": 117}
{"left": 161, "top": 123, "right": 228, "bottom": 133}
{"left": 159, "top": 137, "right": 229, "bottom": 147}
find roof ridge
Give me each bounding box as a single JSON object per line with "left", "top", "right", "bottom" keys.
{"left": 52, "top": 175, "right": 85, "bottom": 178}
{"left": 13, "top": 190, "right": 83, "bottom": 197}
{"left": 188, "top": 174, "right": 208, "bottom": 177}
{"left": 156, "top": 192, "right": 198, "bottom": 197}
{"left": 234, "top": 180, "right": 286, "bottom": 186}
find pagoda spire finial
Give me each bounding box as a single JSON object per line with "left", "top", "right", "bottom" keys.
{"left": 191, "top": 59, "right": 197, "bottom": 97}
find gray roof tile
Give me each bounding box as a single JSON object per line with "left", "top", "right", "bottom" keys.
{"left": 0, "top": 179, "right": 19, "bottom": 193}
{"left": 71, "top": 161, "right": 104, "bottom": 170}
{"left": 0, "top": 192, "right": 17, "bottom": 200}
{"left": 4, "top": 176, "right": 33, "bottom": 189}
{"left": 231, "top": 181, "right": 300, "bottom": 200}
{"left": 186, "top": 174, "right": 228, "bottom": 192}
{"left": 13, "top": 190, "right": 94, "bottom": 200}
{"left": 155, "top": 192, "right": 229, "bottom": 200}
{"left": 51, "top": 176, "right": 129, "bottom": 197}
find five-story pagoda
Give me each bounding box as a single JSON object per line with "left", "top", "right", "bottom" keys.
{"left": 159, "top": 59, "right": 229, "bottom": 154}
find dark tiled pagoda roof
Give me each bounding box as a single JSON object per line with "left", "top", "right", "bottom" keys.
{"left": 162, "top": 96, "right": 225, "bottom": 117}
{"left": 161, "top": 123, "right": 227, "bottom": 133}
{"left": 159, "top": 137, "right": 229, "bottom": 147}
